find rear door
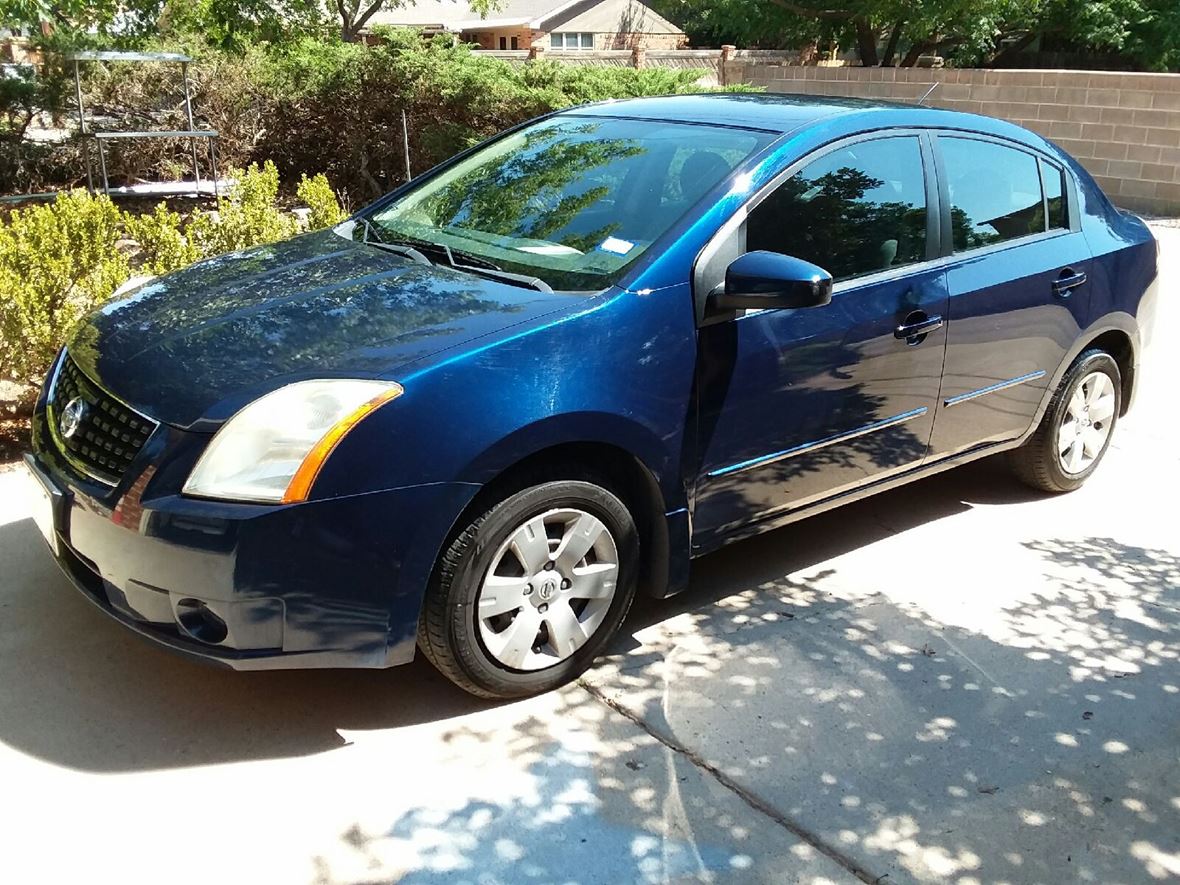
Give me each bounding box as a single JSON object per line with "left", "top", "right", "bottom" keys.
{"left": 691, "top": 133, "right": 948, "bottom": 546}
{"left": 927, "top": 135, "right": 1092, "bottom": 457}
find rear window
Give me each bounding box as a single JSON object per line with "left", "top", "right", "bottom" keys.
{"left": 941, "top": 137, "right": 1045, "bottom": 251}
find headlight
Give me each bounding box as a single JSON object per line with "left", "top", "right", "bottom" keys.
{"left": 183, "top": 379, "right": 403, "bottom": 504}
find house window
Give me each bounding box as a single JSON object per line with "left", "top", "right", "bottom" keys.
{"left": 550, "top": 32, "right": 594, "bottom": 49}
{"left": 511, "top": 36, "right": 519, "bottom": 49}
{"left": 499, "top": 36, "right": 507, "bottom": 49}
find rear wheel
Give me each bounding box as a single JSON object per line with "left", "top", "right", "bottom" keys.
{"left": 1008, "top": 349, "right": 1121, "bottom": 493}
{"left": 418, "top": 478, "right": 639, "bottom": 699}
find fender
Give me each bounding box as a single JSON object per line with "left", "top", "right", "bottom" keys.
{"left": 1017, "top": 311, "right": 1140, "bottom": 447}
{"left": 453, "top": 410, "right": 687, "bottom": 508}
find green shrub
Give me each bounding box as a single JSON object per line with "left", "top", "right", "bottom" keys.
{"left": 123, "top": 202, "right": 201, "bottom": 275}
{"left": 0, "top": 191, "right": 129, "bottom": 383}
{"left": 0, "top": 167, "right": 346, "bottom": 386}
{"left": 296, "top": 172, "right": 347, "bottom": 229}
{"left": 190, "top": 160, "right": 299, "bottom": 255}
{"left": 253, "top": 30, "right": 738, "bottom": 202}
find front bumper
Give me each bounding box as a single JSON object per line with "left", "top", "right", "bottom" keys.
{"left": 27, "top": 409, "right": 479, "bottom": 670}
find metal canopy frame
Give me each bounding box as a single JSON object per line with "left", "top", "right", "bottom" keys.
{"left": 68, "top": 51, "right": 220, "bottom": 198}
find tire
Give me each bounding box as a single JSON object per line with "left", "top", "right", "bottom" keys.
{"left": 1008, "top": 348, "right": 1122, "bottom": 493}
{"left": 418, "top": 478, "right": 640, "bottom": 699}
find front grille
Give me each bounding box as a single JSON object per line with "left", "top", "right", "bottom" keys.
{"left": 48, "top": 354, "right": 158, "bottom": 485}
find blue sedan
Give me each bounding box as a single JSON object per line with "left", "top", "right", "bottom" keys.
{"left": 25, "top": 94, "right": 1158, "bottom": 698}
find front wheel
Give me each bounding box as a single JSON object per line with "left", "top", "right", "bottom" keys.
{"left": 1008, "top": 348, "right": 1121, "bottom": 493}
{"left": 418, "top": 479, "right": 639, "bottom": 699}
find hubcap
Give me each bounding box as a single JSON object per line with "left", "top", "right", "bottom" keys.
{"left": 1057, "top": 371, "right": 1116, "bottom": 475}
{"left": 476, "top": 508, "right": 619, "bottom": 671}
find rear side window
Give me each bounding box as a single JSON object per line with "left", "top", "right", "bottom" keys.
{"left": 941, "top": 137, "right": 1045, "bottom": 251}
{"left": 1042, "top": 160, "right": 1067, "bottom": 231}
{"left": 745, "top": 136, "right": 928, "bottom": 282}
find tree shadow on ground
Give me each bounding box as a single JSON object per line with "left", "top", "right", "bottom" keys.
{"left": 586, "top": 484, "right": 1180, "bottom": 880}
{"left": 308, "top": 461, "right": 1180, "bottom": 884}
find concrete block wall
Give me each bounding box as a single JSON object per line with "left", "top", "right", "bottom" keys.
{"left": 738, "top": 64, "right": 1180, "bottom": 216}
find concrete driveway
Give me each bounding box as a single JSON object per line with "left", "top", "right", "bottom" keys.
{"left": 1, "top": 227, "right": 1176, "bottom": 885}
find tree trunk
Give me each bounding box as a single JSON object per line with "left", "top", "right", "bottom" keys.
{"left": 988, "top": 31, "right": 1039, "bottom": 67}
{"left": 338, "top": 0, "right": 387, "bottom": 42}
{"left": 881, "top": 20, "right": 904, "bottom": 67}
{"left": 854, "top": 18, "right": 879, "bottom": 67}
{"left": 901, "top": 39, "right": 934, "bottom": 67}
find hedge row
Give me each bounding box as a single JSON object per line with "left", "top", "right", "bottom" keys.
{"left": 3, "top": 30, "right": 749, "bottom": 203}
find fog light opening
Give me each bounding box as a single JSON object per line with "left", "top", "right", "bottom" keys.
{"left": 175, "top": 598, "right": 229, "bottom": 645}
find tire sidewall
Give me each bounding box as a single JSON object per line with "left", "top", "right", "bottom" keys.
{"left": 442, "top": 480, "right": 639, "bottom": 697}
{"left": 1044, "top": 352, "right": 1121, "bottom": 491}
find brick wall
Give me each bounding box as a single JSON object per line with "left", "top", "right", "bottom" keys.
{"left": 733, "top": 64, "right": 1180, "bottom": 215}
{"left": 462, "top": 27, "right": 541, "bottom": 50}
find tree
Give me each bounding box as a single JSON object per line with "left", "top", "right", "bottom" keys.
{"left": 1128, "top": 0, "right": 1180, "bottom": 70}
{"left": 651, "top": 0, "right": 1041, "bottom": 65}
{"left": 649, "top": 0, "right": 831, "bottom": 49}
{"left": 655, "top": 0, "right": 1178, "bottom": 70}
{"left": 0, "top": 0, "right": 329, "bottom": 47}
{"left": 333, "top": 0, "right": 499, "bottom": 42}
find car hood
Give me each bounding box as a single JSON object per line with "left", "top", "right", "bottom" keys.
{"left": 68, "top": 229, "right": 581, "bottom": 429}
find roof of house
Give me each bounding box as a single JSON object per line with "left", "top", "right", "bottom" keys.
{"left": 366, "top": 0, "right": 683, "bottom": 35}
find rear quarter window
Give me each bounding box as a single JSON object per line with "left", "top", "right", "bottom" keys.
{"left": 1041, "top": 159, "right": 1067, "bottom": 231}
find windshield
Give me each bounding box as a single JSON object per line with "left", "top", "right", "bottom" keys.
{"left": 365, "top": 116, "right": 774, "bottom": 291}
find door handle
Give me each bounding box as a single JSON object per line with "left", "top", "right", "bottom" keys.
{"left": 894, "top": 313, "right": 944, "bottom": 344}
{"left": 1052, "top": 270, "right": 1087, "bottom": 297}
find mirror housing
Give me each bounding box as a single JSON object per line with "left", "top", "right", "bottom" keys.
{"left": 709, "top": 251, "right": 833, "bottom": 314}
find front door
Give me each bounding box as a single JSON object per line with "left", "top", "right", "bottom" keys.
{"left": 692, "top": 134, "right": 948, "bottom": 548}
{"left": 927, "top": 135, "right": 1093, "bottom": 457}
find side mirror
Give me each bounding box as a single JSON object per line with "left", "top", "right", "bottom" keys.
{"left": 708, "top": 251, "right": 833, "bottom": 314}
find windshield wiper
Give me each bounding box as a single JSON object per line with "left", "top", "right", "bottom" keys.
{"left": 449, "top": 261, "right": 553, "bottom": 293}
{"left": 354, "top": 217, "right": 431, "bottom": 266}
{"left": 356, "top": 221, "right": 552, "bottom": 292}
{"left": 416, "top": 240, "right": 552, "bottom": 293}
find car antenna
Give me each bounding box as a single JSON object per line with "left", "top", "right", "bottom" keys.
{"left": 917, "top": 83, "right": 939, "bottom": 106}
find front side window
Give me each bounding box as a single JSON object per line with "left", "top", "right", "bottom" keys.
{"left": 367, "top": 116, "right": 773, "bottom": 290}
{"left": 942, "top": 137, "right": 1045, "bottom": 251}
{"left": 745, "top": 136, "right": 928, "bottom": 282}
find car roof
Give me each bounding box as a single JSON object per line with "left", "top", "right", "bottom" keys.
{"left": 566, "top": 93, "right": 926, "bottom": 133}
{"left": 565, "top": 93, "right": 1051, "bottom": 155}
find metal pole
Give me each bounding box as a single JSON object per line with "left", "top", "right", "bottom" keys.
{"left": 401, "top": 108, "right": 412, "bottom": 183}
{"left": 97, "top": 138, "right": 109, "bottom": 196}
{"left": 73, "top": 60, "right": 93, "bottom": 193}
{"left": 181, "top": 61, "right": 202, "bottom": 194}
{"left": 209, "top": 137, "right": 220, "bottom": 201}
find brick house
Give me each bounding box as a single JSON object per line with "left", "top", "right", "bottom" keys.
{"left": 366, "top": 0, "right": 687, "bottom": 51}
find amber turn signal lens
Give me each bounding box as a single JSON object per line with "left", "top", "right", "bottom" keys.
{"left": 280, "top": 384, "right": 404, "bottom": 504}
